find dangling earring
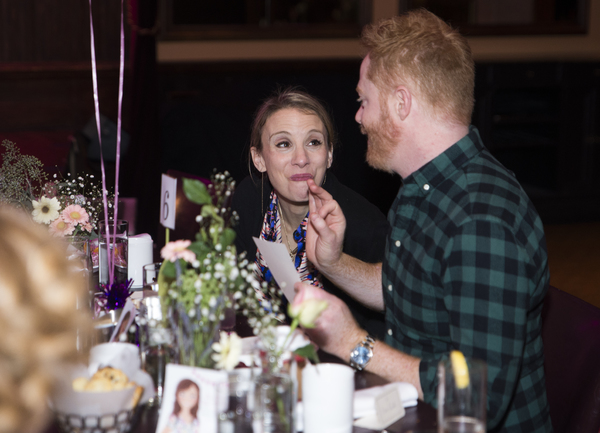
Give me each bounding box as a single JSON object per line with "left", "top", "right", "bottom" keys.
{"left": 261, "top": 172, "right": 264, "bottom": 216}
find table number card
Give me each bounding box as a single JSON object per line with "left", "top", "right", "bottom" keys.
{"left": 160, "top": 174, "right": 177, "bottom": 230}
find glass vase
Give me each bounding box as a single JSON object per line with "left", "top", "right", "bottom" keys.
{"left": 255, "top": 371, "right": 295, "bottom": 433}
{"left": 217, "top": 369, "right": 257, "bottom": 433}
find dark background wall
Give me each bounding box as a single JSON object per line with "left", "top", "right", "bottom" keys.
{"left": 1, "top": 0, "right": 599, "bottom": 237}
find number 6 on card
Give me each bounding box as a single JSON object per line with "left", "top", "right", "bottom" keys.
{"left": 160, "top": 174, "right": 177, "bottom": 230}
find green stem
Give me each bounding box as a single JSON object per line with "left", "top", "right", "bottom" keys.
{"left": 276, "top": 319, "right": 298, "bottom": 359}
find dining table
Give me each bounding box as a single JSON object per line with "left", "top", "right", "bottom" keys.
{"left": 45, "top": 366, "right": 437, "bottom": 433}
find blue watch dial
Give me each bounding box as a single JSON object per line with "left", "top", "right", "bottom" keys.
{"left": 355, "top": 346, "right": 370, "bottom": 364}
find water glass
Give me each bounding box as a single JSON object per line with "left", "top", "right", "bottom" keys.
{"left": 138, "top": 296, "right": 173, "bottom": 406}
{"left": 142, "top": 262, "right": 163, "bottom": 291}
{"left": 437, "top": 356, "right": 487, "bottom": 433}
{"left": 98, "top": 220, "right": 128, "bottom": 285}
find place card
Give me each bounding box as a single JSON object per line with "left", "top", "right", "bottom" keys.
{"left": 160, "top": 174, "right": 177, "bottom": 230}
{"left": 252, "top": 237, "right": 300, "bottom": 302}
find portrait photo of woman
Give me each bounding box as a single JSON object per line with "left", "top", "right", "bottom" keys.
{"left": 161, "top": 379, "right": 201, "bottom": 433}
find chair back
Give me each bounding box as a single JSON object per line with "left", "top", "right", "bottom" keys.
{"left": 541, "top": 285, "right": 600, "bottom": 433}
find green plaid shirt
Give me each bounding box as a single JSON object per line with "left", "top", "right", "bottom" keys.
{"left": 382, "top": 126, "right": 552, "bottom": 432}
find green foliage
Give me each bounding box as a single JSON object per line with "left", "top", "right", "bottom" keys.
{"left": 0, "top": 140, "right": 47, "bottom": 211}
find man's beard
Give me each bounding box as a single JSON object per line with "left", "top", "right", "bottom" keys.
{"left": 361, "top": 108, "right": 400, "bottom": 174}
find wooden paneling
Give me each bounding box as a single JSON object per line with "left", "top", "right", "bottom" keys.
{"left": 0, "top": 0, "right": 129, "bottom": 63}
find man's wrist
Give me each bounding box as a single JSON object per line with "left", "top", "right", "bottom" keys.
{"left": 349, "top": 333, "right": 376, "bottom": 371}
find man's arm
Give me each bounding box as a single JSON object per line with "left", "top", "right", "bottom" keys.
{"left": 305, "top": 179, "right": 384, "bottom": 311}
{"left": 294, "top": 282, "right": 424, "bottom": 399}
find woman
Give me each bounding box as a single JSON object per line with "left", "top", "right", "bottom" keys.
{"left": 161, "top": 379, "right": 200, "bottom": 433}
{"left": 232, "top": 88, "right": 389, "bottom": 339}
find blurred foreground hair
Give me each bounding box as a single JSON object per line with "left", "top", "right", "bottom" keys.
{"left": 0, "top": 206, "right": 91, "bottom": 433}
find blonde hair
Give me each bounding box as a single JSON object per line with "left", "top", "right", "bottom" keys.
{"left": 0, "top": 206, "right": 90, "bottom": 433}
{"left": 361, "top": 9, "right": 474, "bottom": 125}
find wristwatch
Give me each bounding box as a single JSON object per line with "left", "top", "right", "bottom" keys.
{"left": 349, "top": 334, "right": 375, "bottom": 371}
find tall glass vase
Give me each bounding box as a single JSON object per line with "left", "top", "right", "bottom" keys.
{"left": 217, "top": 369, "right": 257, "bottom": 433}
{"left": 255, "top": 371, "right": 295, "bottom": 433}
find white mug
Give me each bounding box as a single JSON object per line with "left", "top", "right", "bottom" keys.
{"left": 302, "top": 363, "right": 354, "bottom": 433}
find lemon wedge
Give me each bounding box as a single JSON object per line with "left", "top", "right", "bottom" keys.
{"left": 450, "top": 350, "right": 470, "bottom": 389}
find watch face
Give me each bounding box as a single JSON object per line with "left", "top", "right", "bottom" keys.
{"left": 353, "top": 345, "right": 371, "bottom": 365}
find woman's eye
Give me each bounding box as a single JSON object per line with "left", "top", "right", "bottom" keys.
{"left": 275, "top": 141, "right": 290, "bottom": 148}
{"left": 308, "top": 139, "right": 323, "bottom": 146}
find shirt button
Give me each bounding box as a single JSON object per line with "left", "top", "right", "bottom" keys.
{"left": 423, "top": 184, "right": 430, "bottom": 191}
{"left": 387, "top": 329, "right": 393, "bottom": 336}
{"left": 395, "top": 240, "right": 401, "bottom": 247}
{"left": 387, "top": 284, "right": 392, "bottom": 292}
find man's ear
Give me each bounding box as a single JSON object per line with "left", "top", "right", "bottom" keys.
{"left": 394, "top": 85, "right": 412, "bottom": 121}
{"left": 250, "top": 147, "right": 266, "bottom": 172}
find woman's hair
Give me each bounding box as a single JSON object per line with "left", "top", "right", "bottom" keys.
{"left": 172, "top": 379, "right": 200, "bottom": 417}
{"left": 361, "top": 9, "right": 474, "bottom": 126}
{"left": 248, "top": 87, "right": 337, "bottom": 176}
{"left": 0, "top": 206, "right": 90, "bottom": 433}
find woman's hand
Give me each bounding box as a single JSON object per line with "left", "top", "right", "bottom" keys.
{"left": 306, "top": 179, "right": 346, "bottom": 274}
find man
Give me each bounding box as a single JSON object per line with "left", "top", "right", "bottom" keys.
{"left": 293, "top": 9, "right": 552, "bottom": 433}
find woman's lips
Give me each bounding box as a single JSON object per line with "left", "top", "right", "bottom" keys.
{"left": 290, "top": 174, "right": 314, "bottom": 181}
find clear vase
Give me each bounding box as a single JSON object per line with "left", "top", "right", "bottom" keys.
{"left": 217, "top": 369, "right": 257, "bottom": 433}
{"left": 255, "top": 371, "right": 295, "bottom": 433}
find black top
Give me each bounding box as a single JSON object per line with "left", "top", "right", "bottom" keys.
{"left": 231, "top": 173, "right": 390, "bottom": 339}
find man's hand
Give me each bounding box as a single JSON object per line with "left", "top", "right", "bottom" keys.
{"left": 306, "top": 179, "right": 346, "bottom": 274}
{"left": 293, "top": 282, "right": 363, "bottom": 359}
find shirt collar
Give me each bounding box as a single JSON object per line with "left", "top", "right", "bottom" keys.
{"left": 404, "top": 125, "right": 484, "bottom": 195}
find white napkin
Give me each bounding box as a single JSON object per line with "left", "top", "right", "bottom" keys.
{"left": 296, "top": 381, "right": 418, "bottom": 431}
{"left": 354, "top": 382, "right": 418, "bottom": 417}
{"left": 352, "top": 382, "right": 418, "bottom": 430}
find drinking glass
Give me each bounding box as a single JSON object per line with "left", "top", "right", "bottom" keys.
{"left": 138, "top": 296, "right": 173, "bottom": 406}
{"left": 437, "top": 356, "right": 487, "bottom": 433}
{"left": 98, "top": 220, "right": 128, "bottom": 285}
{"left": 142, "top": 262, "right": 163, "bottom": 291}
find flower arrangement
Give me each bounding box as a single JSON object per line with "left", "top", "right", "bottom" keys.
{"left": 0, "top": 140, "right": 113, "bottom": 238}
{"left": 158, "top": 171, "right": 284, "bottom": 369}
{"left": 35, "top": 172, "right": 111, "bottom": 238}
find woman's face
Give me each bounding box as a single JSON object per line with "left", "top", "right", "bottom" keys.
{"left": 251, "top": 108, "right": 333, "bottom": 206}
{"left": 177, "top": 385, "right": 199, "bottom": 411}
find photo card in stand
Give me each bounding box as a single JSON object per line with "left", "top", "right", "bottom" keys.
{"left": 110, "top": 298, "right": 136, "bottom": 343}
{"left": 156, "top": 364, "right": 227, "bottom": 433}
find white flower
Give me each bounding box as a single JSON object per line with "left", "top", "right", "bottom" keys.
{"left": 288, "top": 298, "right": 329, "bottom": 329}
{"left": 31, "top": 196, "right": 60, "bottom": 224}
{"left": 211, "top": 332, "right": 242, "bottom": 370}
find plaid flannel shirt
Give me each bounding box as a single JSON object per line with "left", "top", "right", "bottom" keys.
{"left": 382, "top": 126, "right": 552, "bottom": 432}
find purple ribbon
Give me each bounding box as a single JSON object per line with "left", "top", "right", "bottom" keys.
{"left": 88, "top": 0, "right": 125, "bottom": 286}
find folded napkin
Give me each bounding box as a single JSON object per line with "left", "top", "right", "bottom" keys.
{"left": 296, "top": 381, "right": 418, "bottom": 431}
{"left": 352, "top": 382, "right": 418, "bottom": 430}
{"left": 354, "top": 382, "right": 418, "bottom": 418}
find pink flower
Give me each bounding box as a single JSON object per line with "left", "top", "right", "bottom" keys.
{"left": 62, "top": 205, "right": 89, "bottom": 225}
{"left": 49, "top": 218, "right": 75, "bottom": 237}
{"left": 82, "top": 222, "right": 93, "bottom": 233}
{"left": 161, "top": 240, "right": 196, "bottom": 263}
